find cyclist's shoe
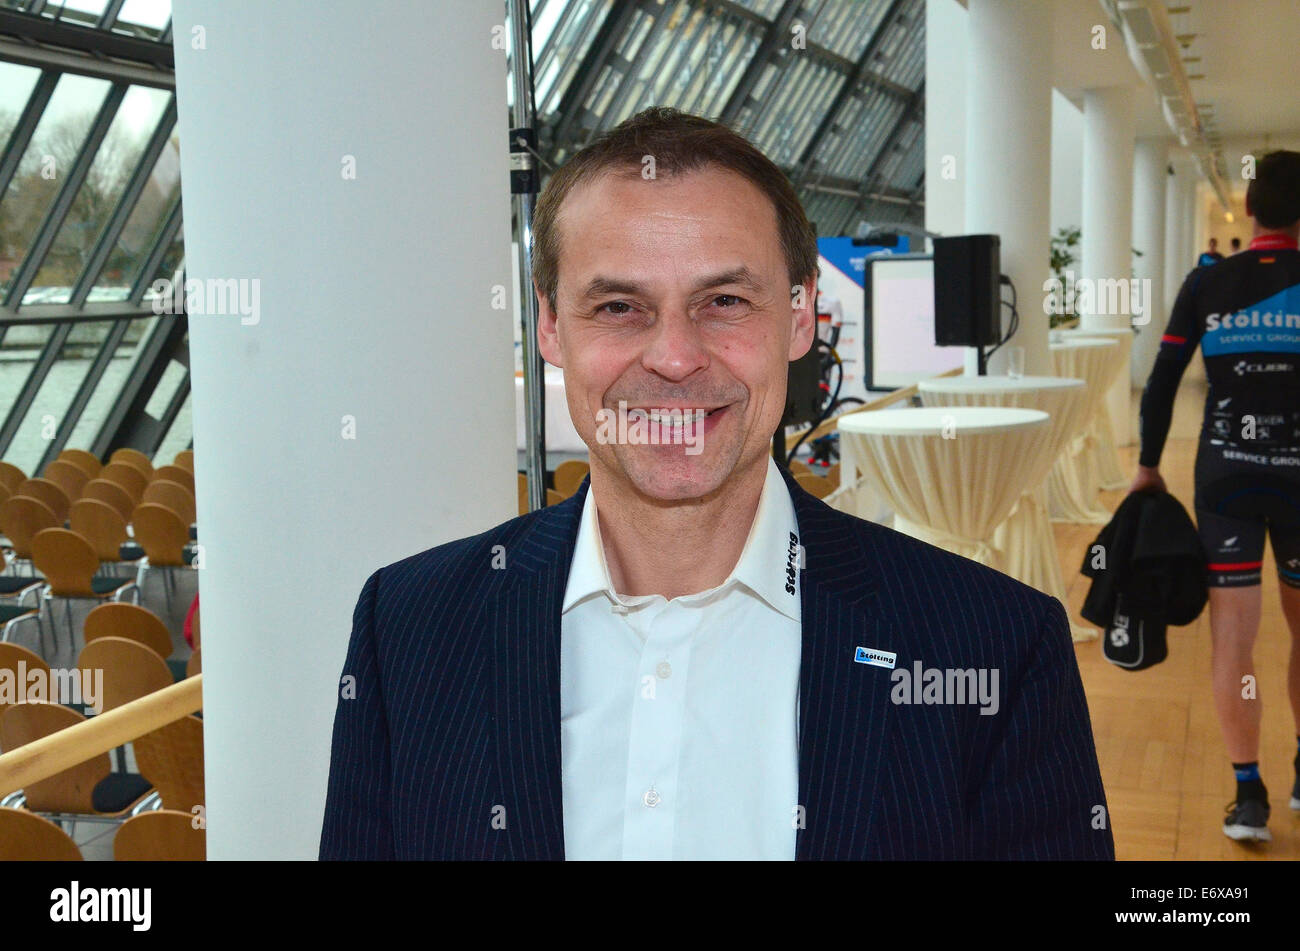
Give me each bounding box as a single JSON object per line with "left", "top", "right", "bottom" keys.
{"left": 1223, "top": 798, "right": 1271, "bottom": 842}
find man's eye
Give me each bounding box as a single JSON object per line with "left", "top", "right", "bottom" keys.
{"left": 712, "top": 295, "right": 744, "bottom": 308}
{"left": 600, "top": 301, "right": 632, "bottom": 315}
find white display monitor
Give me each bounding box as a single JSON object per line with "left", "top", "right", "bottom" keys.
{"left": 864, "top": 254, "right": 961, "bottom": 389}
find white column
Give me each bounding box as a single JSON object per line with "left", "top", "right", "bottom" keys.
{"left": 963, "top": 0, "right": 1053, "bottom": 377}
{"left": 1131, "top": 138, "right": 1167, "bottom": 386}
{"left": 1080, "top": 85, "right": 1136, "bottom": 444}
{"left": 924, "top": 0, "right": 967, "bottom": 240}
{"left": 1050, "top": 90, "right": 1083, "bottom": 237}
{"left": 1163, "top": 158, "right": 1188, "bottom": 310}
{"left": 172, "top": 0, "right": 514, "bottom": 858}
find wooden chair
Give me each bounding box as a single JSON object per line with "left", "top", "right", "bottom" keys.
{"left": 84, "top": 602, "right": 173, "bottom": 661}
{"left": 141, "top": 479, "right": 196, "bottom": 526}
{"left": 58, "top": 448, "right": 102, "bottom": 480}
{"left": 788, "top": 459, "right": 812, "bottom": 477}
{"left": 0, "top": 495, "right": 59, "bottom": 567}
{"left": 171, "top": 450, "right": 194, "bottom": 473}
{"left": 546, "top": 488, "right": 563, "bottom": 506}
{"left": 79, "top": 478, "right": 135, "bottom": 523}
{"left": 553, "top": 459, "right": 590, "bottom": 498}
{"left": 0, "top": 643, "right": 49, "bottom": 722}
{"left": 15, "top": 478, "right": 70, "bottom": 522}
{"left": 825, "top": 462, "right": 841, "bottom": 487}
{"left": 133, "top": 715, "right": 204, "bottom": 814}
{"left": 78, "top": 637, "right": 172, "bottom": 713}
{"left": 150, "top": 465, "right": 194, "bottom": 496}
{"left": 31, "top": 528, "right": 138, "bottom": 650}
{"left": 109, "top": 448, "right": 154, "bottom": 479}
{"left": 113, "top": 809, "right": 205, "bottom": 861}
{"left": 517, "top": 472, "right": 528, "bottom": 516}
{"left": 130, "top": 504, "right": 191, "bottom": 611}
{"left": 42, "top": 460, "right": 89, "bottom": 503}
{"left": 0, "top": 461, "right": 25, "bottom": 493}
{"left": 0, "top": 701, "right": 153, "bottom": 826}
{"left": 98, "top": 462, "right": 148, "bottom": 504}
{"left": 0, "top": 807, "right": 83, "bottom": 860}
{"left": 794, "top": 472, "right": 834, "bottom": 500}
{"left": 70, "top": 498, "right": 141, "bottom": 571}
{"left": 185, "top": 646, "right": 201, "bottom": 678}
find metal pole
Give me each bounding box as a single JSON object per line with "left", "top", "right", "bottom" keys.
{"left": 509, "top": 0, "right": 546, "bottom": 512}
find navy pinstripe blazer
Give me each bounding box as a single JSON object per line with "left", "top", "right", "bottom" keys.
{"left": 320, "top": 466, "right": 1114, "bottom": 860}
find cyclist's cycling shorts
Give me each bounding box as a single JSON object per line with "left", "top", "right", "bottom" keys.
{"left": 1194, "top": 440, "right": 1300, "bottom": 588}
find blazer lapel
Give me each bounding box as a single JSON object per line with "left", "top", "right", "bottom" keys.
{"left": 779, "top": 466, "right": 896, "bottom": 860}
{"left": 489, "top": 476, "right": 590, "bottom": 861}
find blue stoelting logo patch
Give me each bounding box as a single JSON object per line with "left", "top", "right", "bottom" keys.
{"left": 854, "top": 646, "right": 897, "bottom": 669}
{"left": 784, "top": 531, "right": 800, "bottom": 595}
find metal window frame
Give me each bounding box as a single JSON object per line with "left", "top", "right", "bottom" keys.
{"left": 0, "top": 68, "right": 57, "bottom": 199}
{"left": 34, "top": 313, "right": 131, "bottom": 470}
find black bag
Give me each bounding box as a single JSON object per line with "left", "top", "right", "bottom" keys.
{"left": 1099, "top": 592, "right": 1168, "bottom": 671}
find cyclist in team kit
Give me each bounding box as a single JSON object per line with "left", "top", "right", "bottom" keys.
{"left": 1133, "top": 150, "right": 1300, "bottom": 843}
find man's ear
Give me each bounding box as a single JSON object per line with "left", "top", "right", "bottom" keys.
{"left": 535, "top": 280, "right": 563, "bottom": 368}
{"left": 788, "top": 275, "right": 817, "bottom": 361}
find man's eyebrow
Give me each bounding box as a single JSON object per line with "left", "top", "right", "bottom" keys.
{"left": 578, "top": 268, "right": 764, "bottom": 300}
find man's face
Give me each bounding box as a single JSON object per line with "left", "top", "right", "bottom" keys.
{"left": 536, "top": 165, "right": 815, "bottom": 502}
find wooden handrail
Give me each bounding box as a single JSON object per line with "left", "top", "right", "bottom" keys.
{"left": 788, "top": 364, "right": 964, "bottom": 445}
{"left": 0, "top": 674, "right": 201, "bottom": 799}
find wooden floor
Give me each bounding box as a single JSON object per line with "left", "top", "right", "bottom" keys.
{"left": 1057, "top": 377, "right": 1299, "bottom": 859}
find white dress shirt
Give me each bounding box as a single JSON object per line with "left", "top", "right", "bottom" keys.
{"left": 560, "top": 456, "right": 802, "bottom": 860}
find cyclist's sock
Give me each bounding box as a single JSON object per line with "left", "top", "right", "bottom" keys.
{"left": 1294, "top": 737, "right": 1300, "bottom": 773}
{"left": 1233, "top": 761, "right": 1266, "bottom": 802}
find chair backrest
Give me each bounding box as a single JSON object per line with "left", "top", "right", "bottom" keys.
{"left": 84, "top": 602, "right": 173, "bottom": 659}
{"left": 0, "top": 806, "right": 83, "bottom": 860}
{"left": 171, "top": 450, "right": 194, "bottom": 473}
{"left": 98, "top": 462, "right": 148, "bottom": 503}
{"left": 150, "top": 465, "right": 194, "bottom": 495}
{"left": 0, "top": 495, "right": 59, "bottom": 559}
{"left": 185, "top": 646, "right": 201, "bottom": 678}
{"left": 0, "top": 461, "right": 25, "bottom": 493}
{"left": 141, "top": 479, "right": 196, "bottom": 525}
{"left": 545, "top": 488, "right": 563, "bottom": 507}
{"left": 0, "top": 642, "right": 50, "bottom": 722}
{"left": 42, "top": 459, "right": 89, "bottom": 502}
{"left": 59, "top": 448, "right": 102, "bottom": 480}
{"left": 79, "top": 478, "right": 135, "bottom": 522}
{"left": 16, "top": 478, "right": 70, "bottom": 521}
{"left": 109, "top": 447, "right": 154, "bottom": 479}
{"left": 70, "top": 498, "right": 130, "bottom": 561}
{"left": 0, "top": 701, "right": 109, "bottom": 814}
{"left": 113, "top": 809, "right": 205, "bottom": 861}
{"left": 130, "top": 504, "right": 188, "bottom": 566}
{"left": 794, "top": 472, "right": 834, "bottom": 500}
{"left": 133, "top": 715, "right": 204, "bottom": 813}
{"left": 31, "top": 528, "right": 100, "bottom": 598}
{"left": 553, "top": 459, "right": 590, "bottom": 498}
{"left": 77, "top": 636, "right": 172, "bottom": 713}
{"left": 517, "top": 472, "right": 528, "bottom": 516}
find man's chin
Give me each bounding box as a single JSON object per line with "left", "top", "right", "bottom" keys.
{"left": 616, "top": 452, "right": 732, "bottom": 502}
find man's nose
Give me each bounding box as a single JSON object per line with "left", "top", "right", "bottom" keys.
{"left": 641, "top": 305, "right": 709, "bottom": 381}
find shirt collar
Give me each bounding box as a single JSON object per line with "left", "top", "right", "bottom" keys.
{"left": 1249, "top": 233, "right": 1299, "bottom": 251}
{"left": 561, "top": 456, "right": 801, "bottom": 621}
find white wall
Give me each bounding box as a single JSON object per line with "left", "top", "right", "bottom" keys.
{"left": 171, "top": 0, "right": 514, "bottom": 858}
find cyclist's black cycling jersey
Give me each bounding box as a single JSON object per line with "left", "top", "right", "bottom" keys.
{"left": 1139, "top": 235, "right": 1300, "bottom": 470}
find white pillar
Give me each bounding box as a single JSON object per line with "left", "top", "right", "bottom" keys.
{"left": 1079, "top": 85, "right": 1136, "bottom": 443}
{"left": 1131, "top": 138, "right": 1167, "bottom": 387}
{"left": 924, "top": 0, "right": 967, "bottom": 241}
{"left": 172, "top": 0, "right": 514, "bottom": 858}
{"left": 963, "top": 0, "right": 1053, "bottom": 377}
{"left": 1163, "top": 159, "right": 1187, "bottom": 310}
{"left": 1050, "top": 90, "right": 1083, "bottom": 237}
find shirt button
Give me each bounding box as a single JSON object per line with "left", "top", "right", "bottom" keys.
{"left": 642, "top": 787, "right": 661, "bottom": 808}
{"left": 655, "top": 661, "right": 672, "bottom": 680}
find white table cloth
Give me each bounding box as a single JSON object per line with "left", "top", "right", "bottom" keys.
{"left": 918, "top": 375, "right": 1095, "bottom": 641}
{"left": 838, "top": 407, "right": 1053, "bottom": 573}
{"left": 515, "top": 368, "right": 587, "bottom": 453}
{"left": 1048, "top": 339, "right": 1121, "bottom": 524}
{"left": 1059, "top": 327, "right": 1133, "bottom": 490}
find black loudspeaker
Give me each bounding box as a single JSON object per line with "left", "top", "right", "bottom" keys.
{"left": 933, "top": 234, "right": 1001, "bottom": 347}
{"left": 781, "top": 343, "right": 824, "bottom": 428}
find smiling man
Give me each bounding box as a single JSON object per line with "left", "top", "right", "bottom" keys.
{"left": 320, "top": 107, "right": 1113, "bottom": 861}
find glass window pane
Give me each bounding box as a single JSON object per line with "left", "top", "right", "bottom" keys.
{"left": 113, "top": 0, "right": 172, "bottom": 37}
{"left": 26, "top": 85, "right": 173, "bottom": 305}
{"left": 49, "top": 0, "right": 110, "bottom": 24}
{"left": 3, "top": 321, "right": 112, "bottom": 476}
{"left": 0, "top": 72, "right": 111, "bottom": 303}
{"left": 141, "top": 223, "right": 183, "bottom": 300}
{"left": 153, "top": 388, "right": 190, "bottom": 464}
{"left": 90, "top": 125, "right": 180, "bottom": 301}
{"left": 143, "top": 353, "right": 186, "bottom": 419}
{"left": 66, "top": 316, "right": 155, "bottom": 449}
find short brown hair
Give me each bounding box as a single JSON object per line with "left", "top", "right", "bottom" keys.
{"left": 531, "top": 107, "right": 818, "bottom": 309}
{"left": 1247, "top": 150, "right": 1300, "bottom": 229}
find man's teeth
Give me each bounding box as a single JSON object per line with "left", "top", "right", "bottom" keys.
{"left": 645, "top": 409, "right": 712, "bottom": 425}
